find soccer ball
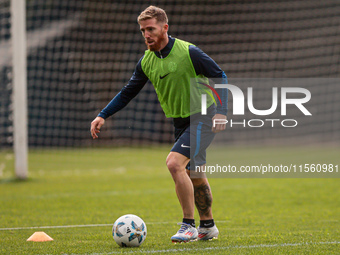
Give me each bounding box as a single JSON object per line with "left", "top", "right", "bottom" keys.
{"left": 112, "top": 214, "right": 147, "bottom": 247}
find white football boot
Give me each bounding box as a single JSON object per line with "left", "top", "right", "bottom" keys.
{"left": 171, "top": 223, "right": 198, "bottom": 243}
{"left": 197, "top": 225, "right": 219, "bottom": 240}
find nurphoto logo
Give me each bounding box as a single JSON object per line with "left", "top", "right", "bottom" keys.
{"left": 200, "top": 83, "right": 312, "bottom": 128}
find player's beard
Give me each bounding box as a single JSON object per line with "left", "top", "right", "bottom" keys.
{"left": 145, "top": 31, "right": 167, "bottom": 51}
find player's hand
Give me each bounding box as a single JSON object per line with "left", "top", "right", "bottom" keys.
{"left": 90, "top": 117, "right": 105, "bottom": 139}
{"left": 212, "top": 114, "right": 227, "bottom": 133}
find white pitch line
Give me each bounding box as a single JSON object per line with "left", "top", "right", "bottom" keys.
{"left": 0, "top": 220, "right": 231, "bottom": 231}
{"left": 0, "top": 224, "right": 112, "bottom": 231}
{"left": 69, "top": 241, "right": 340, "bottom": 255}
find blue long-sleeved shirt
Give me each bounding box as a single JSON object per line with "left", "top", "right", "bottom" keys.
{"left": 98, "top": 36, "right": 228, "bottom": 123}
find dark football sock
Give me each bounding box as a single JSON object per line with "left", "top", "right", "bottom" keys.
{"left": 183, "top": 218, "right": 195, "bottom": 228}
{"left": 200, "top": 219, "right": 214, "bottom": 228}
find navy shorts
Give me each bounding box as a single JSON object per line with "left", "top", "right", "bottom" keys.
{"left": 171, "top": 106, "right": 216, "bottom": 170}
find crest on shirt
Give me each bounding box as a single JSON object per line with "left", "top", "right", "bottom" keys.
{"left": 168, "top": 62, "right": 177, "bottom": 73}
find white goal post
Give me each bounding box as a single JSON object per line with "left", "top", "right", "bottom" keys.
{"left": 11, "top": 0, "right": 28, "bottom": 179}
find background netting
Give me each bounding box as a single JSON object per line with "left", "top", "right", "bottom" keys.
{"left": 0, "top": 0, "right": 339, "bottom": 148}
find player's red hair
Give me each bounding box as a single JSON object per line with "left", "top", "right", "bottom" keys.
{"left": 137, "top": 5, "right": 168, "bottom": 24}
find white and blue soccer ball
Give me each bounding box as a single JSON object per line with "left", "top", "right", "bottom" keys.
{"left": 112, "top": 214, "right": 147, "bottom": 247}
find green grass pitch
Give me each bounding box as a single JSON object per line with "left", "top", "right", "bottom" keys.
{"left": 0, "top": 146, "right": 339, "bottom": 254}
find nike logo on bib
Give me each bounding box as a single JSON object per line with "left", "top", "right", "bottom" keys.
{"left": 181, "top": 144, "right": 190, "bottom": 148}
{"left": 160, "top": 73, "right": 170, "bottom": 79}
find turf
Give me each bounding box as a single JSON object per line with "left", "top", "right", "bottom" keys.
{"left": 0, "top": 146, "right": 339, "bottom": 254}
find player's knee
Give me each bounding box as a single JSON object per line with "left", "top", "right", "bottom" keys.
{"left": 191, "top": 176, "right": 208, "bottom": 186}
{"left": 166, "top": 154, "right": 184, "bottom": 176}
{"left": 166, "top": 156, "right": 179, "bottom": 175}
